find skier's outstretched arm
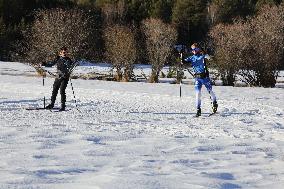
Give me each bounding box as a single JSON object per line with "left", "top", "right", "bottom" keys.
{"left": 182, "top": 57, "right": 195, "bottom": 77}
{"left": 204, "top": 54, "right": 211, "bottom": 60}
{"left": 42, "top": 56, "right": 59, "bottom": 67}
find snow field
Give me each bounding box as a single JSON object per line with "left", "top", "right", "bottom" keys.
{"left": 0, "top": 62, "right": 284, "bottom": 189}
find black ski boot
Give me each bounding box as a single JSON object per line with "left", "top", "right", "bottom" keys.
{"left": 212, "top": 101, "right": 218, "bottom": 113}
{"left": 45, "top": 104, "right": 54, "bottom": 109}
{"left": 196, "top": 108, "right": 201, "bottom": 117}
{"left": 59, "top": 104, "right": 66, "bottom": 111}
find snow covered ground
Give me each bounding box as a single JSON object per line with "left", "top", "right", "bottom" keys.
{"left": 0, "top": 61, "right": 284, "bottom": 189}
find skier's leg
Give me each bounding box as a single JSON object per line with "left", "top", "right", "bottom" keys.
{"left": 59, "top": 78, "right": 69, "bottom": 110}
{"left": 195, "top": 79, "right": 202, "bottom": 109}
{"left": 195, "top": 79, "right": 202, "bottom": 116}
{"left": 204, "top": 77, "right": 218, "bottom": 112}
{"left": 46, "top": 78, "right": 61, "bottom": 108}
{"left": 209, "top": 90, "right": 217, "bottom": 103}
{"left": 204, "top": 78, "right": 217, "bottom": 103}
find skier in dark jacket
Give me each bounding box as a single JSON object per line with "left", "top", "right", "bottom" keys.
{"left": 183, "top": 43, "right": 218, "bottom": 117}
{"left": 44, "top": 47, "right": 73, "bottom": 111}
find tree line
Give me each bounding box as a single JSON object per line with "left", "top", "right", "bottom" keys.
{"left": 0, "top": 0, "right": 283, "bottom": 86}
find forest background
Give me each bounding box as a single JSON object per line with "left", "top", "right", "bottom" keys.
{"left": 0, "top": 0, "right": 283, "bottom": 87}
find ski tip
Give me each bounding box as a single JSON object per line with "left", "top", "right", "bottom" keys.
{"left": 25, "top": 107, "right": 46, "bottom": 110}
{"left": 51, "top": 109, "right": 69, "bottom": 112}
{"left": 208, "top": 112, "right": 217, "bottom": 117}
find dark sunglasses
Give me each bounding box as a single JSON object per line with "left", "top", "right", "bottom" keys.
{"left": 191, "top": 48, "right": 200, "bottom": 52}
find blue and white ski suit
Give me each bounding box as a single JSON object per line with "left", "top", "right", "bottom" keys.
{"left": 184, "top": 54, "right": 217, "bottom": 109}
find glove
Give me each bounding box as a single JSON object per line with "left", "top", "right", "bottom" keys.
{"left": 181, "top": 58, "right": 187, "bottom": 65}
{"left": 205, "top": 54, "right": 211, "bottom": 60}
{"left": 41, "top": 62, "right": 47, "bottom": 67}
{"left": 59, "top": 73, "right": 70, "bottom": 79}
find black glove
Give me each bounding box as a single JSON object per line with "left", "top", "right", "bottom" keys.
{"left": 59, "top": 73, "right": 70, "bottom": 79}
{"left": 182, "top": 59, "right": 187, "bottom": 65}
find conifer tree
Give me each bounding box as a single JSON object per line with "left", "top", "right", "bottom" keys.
{"left": 150, "top": 0, "right": 174, "bottom": 23}
{"left": 172, "top": 0, "right": 208, "bottom": 44}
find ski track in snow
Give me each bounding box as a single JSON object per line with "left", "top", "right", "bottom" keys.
{"left": 0, "top": 62, "right": 284, "bottom": 189}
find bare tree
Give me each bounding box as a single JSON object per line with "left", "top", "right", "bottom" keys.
{"left": 104, "top": 24, "right": 137, "bottom": 81}
{"left": 21, "top": 8, "right": 95, "bottom": 67}
{"left": 209, "top": 4, "right": 284, "bottom": 87}
{"left": 249, "top": 5, "right": 284, "bottom": 87}
{"left": 209, "top": 20, "right": 251, "bottom": 85}
{"left": 142, "top": 18, "right": 177, "bottom": 83}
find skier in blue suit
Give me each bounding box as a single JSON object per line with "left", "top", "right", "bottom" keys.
{"left": 183, "top": 43, "right": 218, "bottom": 117}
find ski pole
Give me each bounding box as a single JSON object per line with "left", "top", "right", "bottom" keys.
{"left": 44, "top": 69, "right": 57, "bottom": 77}
{"left": 180, "top": 80, "right": 182, "bottom": 98}
{"left": 69, "top": 78, "right": 77, "bottom": 108}
{"left": 179, "top": 52, "right": 183, "bottom": 98}
{"left": 68, "top": 61, "right": 79, "bottom": 75}
{"left": 42, "top": 73, "right": 46, "bottom": 108}
{"left": 185, "top": 68, "right": 195, "bottom": 78}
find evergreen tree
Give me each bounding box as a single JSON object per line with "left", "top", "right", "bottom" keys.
{"left": 125, "top": 0, "right": 152, "bottom": 23}
{"left": 150, "top": 0, "right": 174, "bottom": 23}
{"left": 0, "top": 0, "right": 3, "bottom": 15}
{"left": 1, "top": 0, "right": 25, "bottom": 25}
{"left": 208, "top": 0, "right": 282, "bottom": 25}
{"left": 172, "top": 0, "right": 208, "bottom": 44}
{"left": 208, "top": 0, "right": 256, "bottom": 24}
{"left": 0, "top": 17, "right": 6, "bottom": 60}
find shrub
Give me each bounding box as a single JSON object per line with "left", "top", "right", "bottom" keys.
{"left": 209, "top": 4, "right": 284, "bottom": 87}
{"left": 141, "top": 18, "right": 177, "bottom": 83}
{"left": 104, "top": 24, "right": 137, "bottom": 81}
{"left": 21, "top": 8, "right": 96, "bottom": 66}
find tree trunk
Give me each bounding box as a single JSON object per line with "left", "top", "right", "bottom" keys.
{"left": 149, "top": 69, "right": 159, "bottom": 83}
{"left": 115, "top": 67, "right": 123, "bottom": 81}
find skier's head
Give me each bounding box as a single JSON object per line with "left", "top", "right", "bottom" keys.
{"left": 191, "top": 43, "right": 200, "bottom": 54}
{"left": 191, "top": 43, "right": 198, "bottom": 49}
{"left": 59, "top": 47, "right": 68, "bottom": 57}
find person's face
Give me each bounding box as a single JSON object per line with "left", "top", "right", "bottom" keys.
{"left": 192, "top": 49, "right": 198, "bottom": 54}
{"left": 191, "top": 48, "right": 199, "bottom": 54}
{"left": 59, "top": 50, "right": 67, "bottom": 57}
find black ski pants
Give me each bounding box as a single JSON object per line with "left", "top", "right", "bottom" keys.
{"left": 50, "top": 77, "right": 69, "bottom": 107}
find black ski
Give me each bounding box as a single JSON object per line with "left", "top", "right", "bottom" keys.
{"left": 26, "top": 107, "right": 47, "bottom": 110}
{"left": 51, "top": 110, "right": 69, "bottom": 112}
{"left": 25, "top": 107, "right": 60, "bottom": 111}
{"left": 192, "top": 111, "right": 218, "bottom": 118}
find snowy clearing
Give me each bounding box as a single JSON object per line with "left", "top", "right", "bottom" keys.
{"left": 0, "top": 62, "right": 284, "bottom": 189}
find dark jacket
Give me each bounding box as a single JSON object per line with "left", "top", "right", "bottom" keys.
{"left": 45, "top": 56, "right": 73, "bottom": 78}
